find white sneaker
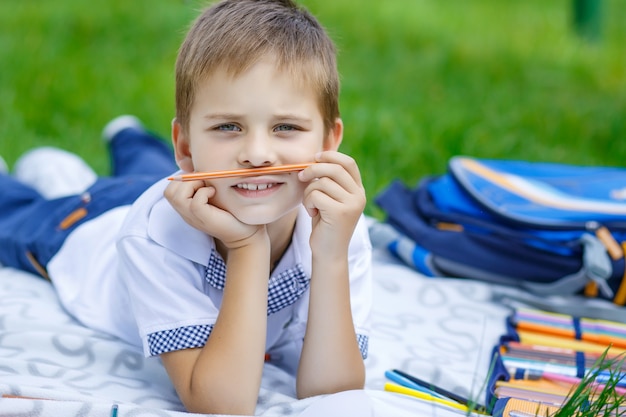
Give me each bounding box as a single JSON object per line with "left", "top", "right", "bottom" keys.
{"left": 0, "top": 155, "right": 7, "bottom": 174}
{"left": 102, "top": 115, "right": 144, "bottom": 142}
{"left": 14, "top": 147, "right": 97, "bottom": 199}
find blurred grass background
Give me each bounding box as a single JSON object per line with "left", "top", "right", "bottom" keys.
{"left": 1, "top": 0, "right": 624, "bottom": 217}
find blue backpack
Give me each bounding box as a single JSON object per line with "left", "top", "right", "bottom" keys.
{"left": 372, "top": 156, "right": 626, "bottom": 308}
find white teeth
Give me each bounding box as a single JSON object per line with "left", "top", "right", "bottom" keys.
{"left": 236, "top": 183, "right": 275, "bottom": 191}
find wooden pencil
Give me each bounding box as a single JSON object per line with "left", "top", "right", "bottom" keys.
{"left": 168, "top": 163, "right": 314, "bottom": 181}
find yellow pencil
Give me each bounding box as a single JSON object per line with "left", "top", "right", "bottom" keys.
{"left": 384, "top": 382, "right": 469, "bottom": 412}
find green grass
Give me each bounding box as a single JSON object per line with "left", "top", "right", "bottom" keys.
{"left": 551, "top": 351, "right": 625, "bottom": 417}
{"left": 1, "top": 0, "right": 625, "bottom": 216}
{"left": 475, "top": 348, "right": 626, "bottom": 417}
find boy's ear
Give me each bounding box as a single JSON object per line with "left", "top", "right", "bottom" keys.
{"left": 323, "top": 118, "right": 343, "bottom": 151}
{"left": 171, "top": 118, "right": 194, "bottom": 172}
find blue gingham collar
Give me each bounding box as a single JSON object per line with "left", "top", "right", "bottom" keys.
{"left": 205, "top": 249, "right": 310, "bottom": 315}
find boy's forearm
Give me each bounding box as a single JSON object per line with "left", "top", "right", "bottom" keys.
{"left": 169, "top": 243, "right": 271, "bottom": 415}
{"left": 296, "top": 255, "right": 365, "bottom": 398}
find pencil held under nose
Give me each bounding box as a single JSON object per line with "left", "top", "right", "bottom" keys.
{"left": 168, "top": 163, "right": 314, "bottom": 181}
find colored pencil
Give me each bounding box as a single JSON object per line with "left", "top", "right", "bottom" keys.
{"left": 512, "top": 308, "right": 626, "bottom": 348}
{"left": 168, "top": 163, "right": 314, "bottom": 181}
{"left": 384, "top": 383, "right": 470, "bottom": 412}
{"left": 391, "top": 369, "right": 485, "bottom": 409}
{"left": 541, "top": 371, "right": 626, "bottom": 395}
{"left": 517, "top": 330, "right": 626, "bottom": 356}
{"left": 1, "top": 394, "right": 55, "bottom": 401}
{"left": 502, "top": 341, "right": 626, "bottom": 372}
{"left": 384, "top": 370, "right": 448, "bottom": 399}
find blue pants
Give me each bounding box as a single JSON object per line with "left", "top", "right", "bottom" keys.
{"left": 0, "top": 128, "right": 178, "bottom": 277}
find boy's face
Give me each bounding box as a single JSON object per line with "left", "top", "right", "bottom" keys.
{"left": 173, "top": 58, "right": 342, "bottom": 226}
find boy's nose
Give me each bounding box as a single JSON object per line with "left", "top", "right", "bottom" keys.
{"left": 238, "top": 130, "right": 277, "bottom": 167}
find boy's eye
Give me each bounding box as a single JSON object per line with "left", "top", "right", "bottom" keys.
{"left": 274, "top": 124, "right": 296, "bottom": 132}
{"left": 217, "top": 124, "right": 240, "bottom": 132}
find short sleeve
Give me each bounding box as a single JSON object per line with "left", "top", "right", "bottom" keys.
{"left": 347, "top": 214, "right": 374, "bottom": 358}
{"left": 117, "top": 234, "right": 219, "bottom": 357}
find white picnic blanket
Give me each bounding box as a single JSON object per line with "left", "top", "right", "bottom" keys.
{"left": 0, "top": 234, "right": 518, "bottom": 416}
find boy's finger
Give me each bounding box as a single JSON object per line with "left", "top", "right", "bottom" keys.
{"left": 191, "top": 186, "right": 215, "bottom": 204}
{"left": 299, "top": 161, "right": 363, "bottom": 197}
{"left": 313, "top": 151, "right": 362, "bottom": 185}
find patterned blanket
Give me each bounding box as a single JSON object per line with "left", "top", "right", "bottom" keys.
{"left": 0, "top": 232, "right": 516, "bottom": 416}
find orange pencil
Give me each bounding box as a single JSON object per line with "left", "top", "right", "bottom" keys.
{"left": 168, "top": 163, "right": 314, "bottom": 181}
{"left": 517, "top": 330, "right": 626, "bottom": 356}
{"left": 1, "top": 394, "right": 56, "bottom": 401}
{"left": 515, "top": 318, "right": 626, "bottom": 349}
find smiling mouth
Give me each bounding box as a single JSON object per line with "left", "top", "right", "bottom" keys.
{"left": 235, "top": 182, "right": 279, "bottom": 191}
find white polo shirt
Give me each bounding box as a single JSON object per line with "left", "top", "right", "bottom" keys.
{"left": 48, "top": 177, "right": 372, "bottom": 375}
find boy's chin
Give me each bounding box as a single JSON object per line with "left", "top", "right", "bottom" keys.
{"left": 232, "top": 204, "right": 300, "bottom": 226}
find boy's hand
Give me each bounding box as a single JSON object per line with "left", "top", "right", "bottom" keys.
{"left": 298, "top": 151, "right": 366, "bottom": 257}
{"left": 164, "top": 180, "right": 265, "bottom": 248}
{"left": 296, "top": 151, "right": 367, "bottom": 398}
{"left": 163, "top": 179, "right": 271, "bottom": 416}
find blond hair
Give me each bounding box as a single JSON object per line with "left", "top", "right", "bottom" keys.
{"left": 175, "top": 0, "right": 340, "bottom": 135}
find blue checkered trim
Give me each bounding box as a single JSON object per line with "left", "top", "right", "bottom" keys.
{"left": 205, "top": 250, "right": 309, "bottom": 315}
{"left": 357, "top": 334, "right": 369, "bottom": 359}
{"left": 147, "top": 324, "right": 214, "bottom": 356}
{"left": 206, "top": 250, "right": 227, "bottom": 289}
{"left": 267, "top": 264, "right": 308, "bottom": 315}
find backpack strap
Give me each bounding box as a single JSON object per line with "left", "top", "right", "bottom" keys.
{"left": 491, "top": 287, "right": 626, "bottom": 323}
{"left": 369, "top": 221, "right": 436, "bottom": 276}
{"left": 521, "top": 233, "right": 613, "bottom": 298}
{"left": 613, "top": 242, "right": 626, "bottom": 306}
{"left": 370, "top": 221, "right": 626, "bottom": 321}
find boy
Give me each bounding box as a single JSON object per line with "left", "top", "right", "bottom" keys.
{"left": 0, "top": 0, "right": 372, "bottom": 415}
